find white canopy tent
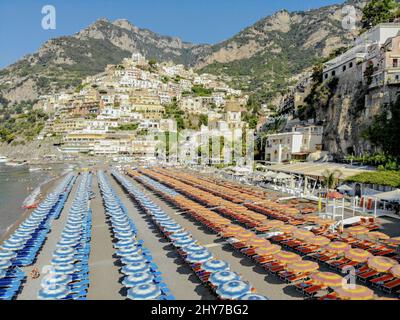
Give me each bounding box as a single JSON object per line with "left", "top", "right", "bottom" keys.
{"left": 337, "top": 184, "right": 353, "bottom": 192}
{"left": 375, "top": 189, "right": 400, "bottom": 203}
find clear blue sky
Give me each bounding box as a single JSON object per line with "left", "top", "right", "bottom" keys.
{"left": 0, "top": 0, "right": 345, "bottom": 68}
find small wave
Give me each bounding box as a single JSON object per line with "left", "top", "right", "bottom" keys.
{"left": 22, "top": 177, "right": 54, "bottom": 207}
{"left": 0, "top": 223, "right": 13, "bottom": 238}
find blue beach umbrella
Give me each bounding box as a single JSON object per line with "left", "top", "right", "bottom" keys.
{"left": 37, "top": 284, "right": 70, "bottom": 300}
{"left": 185, "top": 251, "right": 213, "bottom": 264}
{"left": 41, "top": 274, "right": 72, "bottom": 288}
{"left": 114, "top": 231, "right": 135, "bottom": 240}
{"left": 209, "top": 271, "right": 241, "bottom": 287}
{"left": 57, "top": 239, "right": 79, "bottom": 248}
{"left": 238, "top": 293, "right": 269, "bottom": 300}
{"left": 0, "top": 250, "right": 17, "bottom": 259}
{"left": 114, "top": 239, "right": 135, "bottom": 249}
{"left": 121, "top": 254, "right": 146, "bottom": 265}
{"left": 127, "top": 283, "right": 162, "bottom": 300}
{"left": 169, "top": 231, "right": 192, "bottom": 240}
{"left": 61, "top": 231, "right": 82, "bottom": 239}
{"left": 1, "top": 241, "right": 26, "bottom": 251}
{"left": 201, "top": 260, "right": 230, "bottom": 273}
{"left": 0, "top": 269, "right": 6, "bottom": 279}
{"left": 181, "top": 244, "right": 207, "bottom": 254}
{"left": 116, "top": 246, "right": 141, "bottom": 257}
{"left": 114, "top": 225, "right": 133, "bottom": 232}
{"left": 121, "top": 262, "right": 149, "bottom": 275}
{"left": 12, "top": 231, "right": 32, "bottom": 240}
{"left": 112, "top": 220, "right": 130, "bottom": 228}
{"left": 157, "top": 220, "right": 178, "bottom": 227}
{"left": 51, "top": 255, "right": 75, "bottom": 265}
{"left": 163, "top": 225, "right": 184, "bottom": 233}
{"left": 52, "top": 263, "right": 75, "bottom": 275}
{"left": 18, "top": 226, "right": 37, "bottom": 232}
{"left": 173, "top": 237, "right": 197, "bottom": 247}
{"left": 53, "top": 247, "right": 75, "bottom": 257}
{"left": 122, "top": 272, "right": 154, "bottom": 287}
{"left": 0, "top": 259, "right": 12, "bottom": 269}
{"left": 216, "top": 280, "right": 252, "bottom": 300}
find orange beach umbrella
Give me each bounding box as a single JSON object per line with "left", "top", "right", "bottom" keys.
{"left": 367, "top": 232, "right": 390, "bottom": 240}
{"left": 390, "top": 265, "right": 400, "bottom": 278}
{"left": 272, "top": 251, "right": 302, "bottom": 264}
{"left": 262, "top": 220, "right": 285, "bottom": 229}
{"left": 310, "top": 272, "right": 343, "bottom": 288}
{"left": 293, "top": 229, "right": 314, "bottom": 240}
{"left": 344, "top": 248, "right": 372, "bottom": 263}
{"left": 254, "top": 244, "right": 281, "bottom": 257}
{"left": 286, "top": 260, "right": 319, "bottom": 274}
{"left": 276, "top": 225, "right": 298, "bottom": 234}
{"left": 385, "top": 237, "right": 400, "bottom": 247}
{"left": 345, "top": 226, "right": 369, "bottom": 235}
{"left": 367, "top": 256, "right": 398, "bottom": 273}
{"left": 306, "top": 236, "right": 331, "bottom": 247}
{"left": 245, "top": 238, "right": 270, "bottom": 248}
{"left": 334, "top": 285, "right": 374, "bottom": 300}
{"left": 324, "top": 242, "right": 350, "bottom": 253}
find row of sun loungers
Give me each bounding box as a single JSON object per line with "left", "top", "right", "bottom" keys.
{"left": 114, "top": 170, "right": 267, "bottom": 300}
{"left": 37, "top": 172, "right": 93, "bottom": 300}
{"left": 99, "top": 171, "right": 174, "bottom": 300}
{"left": 128, "top": 167, "right": 400, "bottom": 300}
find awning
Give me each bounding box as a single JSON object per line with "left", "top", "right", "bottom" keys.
{"left": 375, "top": 189, "right": 400, "bottom": 202}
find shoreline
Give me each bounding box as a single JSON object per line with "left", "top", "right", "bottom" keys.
{"left": 0, "top": 173, "right": 64, "bottom": 244}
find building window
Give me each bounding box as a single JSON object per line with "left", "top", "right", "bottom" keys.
{"left": 332, "top": 70, "right": 336, "bottom": 76}
{"left": 394, "top": 59, "right": 398, "bottom": 68}
{"left": 343, "top": 65, "right": 346, "bottom": 72}
{"left": 324, "top": 74, "right": 328, "bottom": 79}
{"left": 349, "top": 62, "right": 353, "bottom": 68}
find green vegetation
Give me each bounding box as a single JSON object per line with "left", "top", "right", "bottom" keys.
{"left": 164, "top": 101, "right": 185, "bottom": 130}
{"left": 0, "top": 108, "right": 48, "bottom": 143}
{"left": 322, "top": 169, "right": 343, "bottom": 191}
{"left": 361, "top": 0, "right": 400, "bottom": 31}
{"left": 345, "top": 153, "right": 399, "bottom": 171}
{"left": 346, "top": 171, "right": 400, "bottom": 188}
{"left": 117, "top": 123, "right": 139, "bottom": 131}
{"left": 298, "top": 73, "right": 338, "bottom": 121}
{"left": 241, "top": 95, "right": 261, "bottom": 129}
{"left": 191, "top": 85, "right": 212, "bottom": 97}
{"left": 363, "top": 96, "right": 400, "bottom": 163}
{"left": 198, "top": 114, "right": 208, "bottom": 127}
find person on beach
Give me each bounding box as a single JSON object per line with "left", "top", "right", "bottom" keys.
{"left": 30, "top": 267, "right": 40, "bottom": 279}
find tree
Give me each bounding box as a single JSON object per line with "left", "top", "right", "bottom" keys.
{"left": 322, "top": 169, "right": 343, "bottom": 191}
{"left": 148, "top": 59, "right": 157, "bottom": 68}
{"left": 361, "top": 0, "right": 399, "bottom": 30}
{"left": 364, "top": 95, "right": 400, "bottom": 161}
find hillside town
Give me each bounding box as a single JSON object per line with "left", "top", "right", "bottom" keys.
{"left": 33, "top": 53, "right": 249, "bottom": 160}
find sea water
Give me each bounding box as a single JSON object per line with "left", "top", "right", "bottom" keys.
{"left": 0, "top": 163, "right": 68, "bottom": 239}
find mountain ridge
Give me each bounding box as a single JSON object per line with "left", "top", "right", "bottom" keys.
{"left": 0, "top": 0, "right": 366, "bottom": 104}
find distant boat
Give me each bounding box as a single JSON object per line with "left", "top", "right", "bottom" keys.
{"left": 0, "top": 156, "right": 8, "bottom": 163}
{"left": 29, "top": 167, "right": 42, "bottom": 172}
